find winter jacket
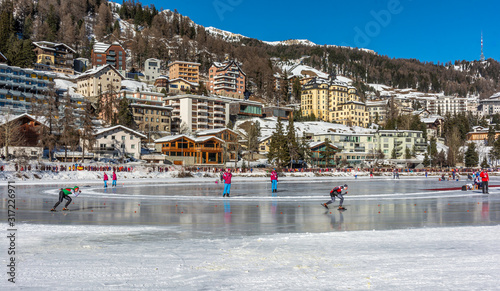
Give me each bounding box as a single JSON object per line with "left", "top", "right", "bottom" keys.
{"left": 104, "top": 173, "right": 108, "bottom": 181}
{"left": 480, "top": 171, "right": 489, "bottom": 182}
{"left": 223, "top": 172, "right": 232, "bottom": 184}
{"left": 330, "top": 186, "right": 344, "bottom": 197}
{"left": 112, "top": 172, "right": 117, "bottom": 180}
{"left": 270, "top": 171, "right": 278, "bottom": 181}
{"left": 60, "top": 187, "right": 78, "bottom": 195}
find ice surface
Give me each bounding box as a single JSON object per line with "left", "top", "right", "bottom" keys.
{"left": 1, "top": 176, "right": 499, "bottom": 289}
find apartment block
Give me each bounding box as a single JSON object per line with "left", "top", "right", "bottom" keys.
{"left": 0, "top": 63, "right": 56, "bottom": 114}
{"left": 91, "top": 42, "right": 127, "bottom": 75}
{"left": 164, "top": 94, "right": 231, "bottom": 133}
{"left": 99, "top": 90, "right": 172, "bottom": 139}
{"left": 374, "top": 130, "right": 427, "bottom": 159}
{"left": 168, "top": 61, "right": 200, "bottom": 84}
{"left": 424, "top": 96, "right": 468, "bottom": 115}
{"left": 208, "top": 60, "right": 246, "bottom": 99}
{"left": 33, "top": 41, "right": 75, "bottom": 74}
{"left": 76, "top": 65, "right": 124, "bottom": 99}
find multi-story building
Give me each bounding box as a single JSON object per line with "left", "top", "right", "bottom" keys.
{"left": 0, "top": 63, "right": 56, "bottom": 114}
{"left": 164, "top": 94, "right": 231, "bottom": 133}
{"left": 76, "top": 64, "right": 124, "bottom": 99}
{"left": 168, "top": 78, "right": 199, "bottom": 95}
{"left": 196, "top": 128, "right": 239, "bottom": 162}
{"left": 424, "top": 96, "right": 468, "bottom": 115}
{"left": 168, "top": 61, "right": 200, "bottom": 84}
{"left": 91, "top": 42, "right": 127, "bottom": 75}
{"left": 301, "top": 77, "right": 369, "bottom": 127}
{"left": 98, "top": 89, "right": 172, "bottom": 140}
{"left": 33, "top": 41, "right": 75, "bottom": 74}
{"left": 374, "top": 130, "right": 427, "bottom": 159}
{"left": 144, "top": 58, "right": 162, "bottom": 82}
{"left": 313, "top": 132, "right": 375, "bottom": 165}
{"left": 208, "top": 60, "right": 246, "bottom": 99}
{"left": 154, "top": 76, "right": 168, "bottom": 92}
{"left": 366, "top": 100, "right": 389, "bottom": 125}
{"left": 154, "top": 134, "right": 225, "bottom": 166}
{"left": 93, "top": 125, "right": 146, "bottom": 159}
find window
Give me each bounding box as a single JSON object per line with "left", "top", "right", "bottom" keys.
{"left": 131, "top": 144, "right": 135, "bottom": 149}
{"left": 130, "top": 136, "right": 134, "bottom": 140}
{"left": 122, "top": 136, "right": 125, "bottom": 141}
{"left": 111, "top": 136, "right": 115, "bottom": 140}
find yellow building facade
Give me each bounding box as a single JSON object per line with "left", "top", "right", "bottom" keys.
{"left": 301, "top": 78, "right": 369, "bottom": 127}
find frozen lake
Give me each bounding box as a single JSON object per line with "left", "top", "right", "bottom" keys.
{"left": 1, "top": 176, "right": 500, "bottom": 289}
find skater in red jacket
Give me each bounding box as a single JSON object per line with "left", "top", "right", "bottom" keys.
{"left": 480, "top": 169, "right": 489, "bottom": 194}
{"left": 322, "top": 184, "right": 347, "bottom": 210}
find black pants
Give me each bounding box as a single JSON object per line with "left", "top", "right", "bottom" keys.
{"left": 53, "top": 191, "right": 72, "bottom": 209}
{"left": 326, "top": 193, "right": 344, "bottom": 207}
{"left": 482, "top": 181, "right": 489, "bottom": 194}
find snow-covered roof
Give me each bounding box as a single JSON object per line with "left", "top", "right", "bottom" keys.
{"left": 196, "top": 128, "right": 237, "bottom": 136}
{"left": 154, "top": 134, "right": 224, "bottom": 144}
{"left": 93, "top": 42, "right": 122, "bottom": 54}
{"left": 33, "top": 41, "right": 76, "bottom": 53}
{"left": 0, "top": 113, "right": 48, "bottom": 127}
{"left": 168, "top": 60, "right": 201, "bottom": 66}
{"left": 235, "top": 117, "right": 373, "bottom": 140}
{"left": 76, "top": 65, "right": 125, "bottom": 80}
{"left": 169, "top": 78, "right": 199, "bottom": 87}
{"left": 94, "top": 125, "right": 147, "bottom": 139}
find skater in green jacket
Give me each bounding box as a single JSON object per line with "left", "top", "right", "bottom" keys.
{"left": 51, "top": 186, "right": 80, "bottom": 211}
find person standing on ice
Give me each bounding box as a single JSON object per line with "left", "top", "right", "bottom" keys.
{"left": 322, "top": 184, "right": 347, "bottom": 210}
{"left": 103, "top": 172, "right": 108, "bottom": 188}
{"left": 112, "top": 171, "right": 117, "bottom": 187}
{"left": 50, "top": 186, "right": 81, "bottom": 211}
{"left": 270, "top": 168, "right": 278, "bottom": 193}
{"left": 480, "top": 169, "right": 489, "bottom": 194}
{"left": 222, "top": 168, "right": 232, "bottom": 197}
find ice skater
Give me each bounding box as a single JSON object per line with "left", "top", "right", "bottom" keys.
{"left": 50, "top": 186, "right": 81, "bottom": 211}
{"left": 222, "top": 168, "right": 232, "bottom": 197}
{"left": 112, "top": 171, "right": 117, "bottom": 187}
{"left": 270, "top": 168, "right": 278, "bottom": 193}
{"left": 322, "top": 184, "right": 347, "bottom": 210}
{"left": 103, "top": 172, "right": 108, "bottom": 188}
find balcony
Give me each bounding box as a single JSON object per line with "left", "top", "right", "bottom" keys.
{"left": 214, "top": 74, "right": 236, "bottom": 80}
{"left": 214, "top": 85, "right": 236, "bottom": 91}
{"left": 354, "top": 146, "right": 366, "bottom": 152}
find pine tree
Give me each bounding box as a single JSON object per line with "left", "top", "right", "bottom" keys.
{"left": 322, "top": 139, "right": 336, "bottom": 168}
{"left": 286, "top": 118, "right": 299, "bottom": 167}
{"left": 481, "top": 157, "right": 489, "bottom": 169}
{"left": 487, "top": 126, "right": 495, "bottom": 146}
{"left": 464, "top": 142, "right": 479, "bottom": 168}
{"left": 59, "top": 93, "right": 79, "bottom": 162}
{"left": 267, "top": 118, "right": 288, "bottom": 168}
{"left": 116, "top": 97, "right": 136, "bottom": 129}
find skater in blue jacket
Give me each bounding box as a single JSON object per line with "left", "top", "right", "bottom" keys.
{"left": 322, "top": 184, "right": 347, "bottom": 210}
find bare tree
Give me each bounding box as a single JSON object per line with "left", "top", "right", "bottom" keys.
{"left": 0, "top": 110, "right": 26, "bottom": 160}
{"left": 80, "top": 101, "right": 96, "bottom": 161}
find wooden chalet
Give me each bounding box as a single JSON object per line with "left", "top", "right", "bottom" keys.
{"left": 155, "top": 134, "right": 225, "bottom": 165}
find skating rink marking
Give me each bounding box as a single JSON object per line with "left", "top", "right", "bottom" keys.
{"left": 43, "top": 186, "right": 489, "bottom": 201}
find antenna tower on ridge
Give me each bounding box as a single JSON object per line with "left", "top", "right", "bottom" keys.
{"left": 480, "top": 32, "right": 485, "bottom": 62}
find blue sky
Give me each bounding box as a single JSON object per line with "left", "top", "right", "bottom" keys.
{"left": 141, "top": 0, "right": 499, "bottom": 63}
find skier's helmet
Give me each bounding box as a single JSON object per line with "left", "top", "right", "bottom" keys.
{"left": 344, "top": 184, "right": 348, "bottom": 188}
